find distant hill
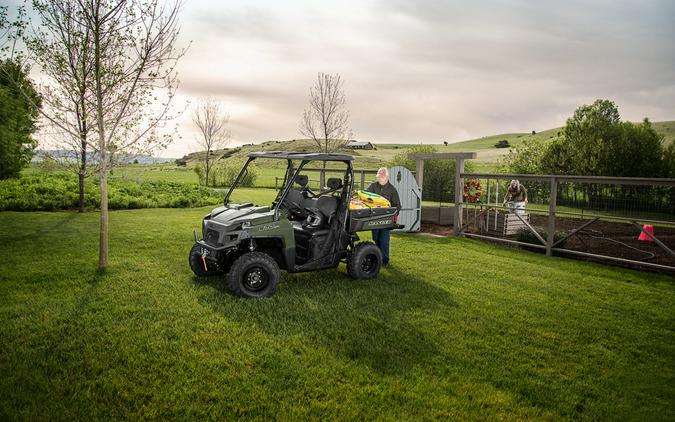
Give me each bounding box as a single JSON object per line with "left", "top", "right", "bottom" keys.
{"left": 33, "top": 150, "right": 175, "bottom": 165}
{"left": 176, "top": 120, "right": 675, "bottom": 170}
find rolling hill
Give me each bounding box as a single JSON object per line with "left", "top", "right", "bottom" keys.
{"left": 176, "top": 120, "right": 674, "bottom": 171}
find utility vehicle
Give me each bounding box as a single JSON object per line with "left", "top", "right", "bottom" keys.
{"left": 189, "top": 151, "right": 401, "bottom": 298}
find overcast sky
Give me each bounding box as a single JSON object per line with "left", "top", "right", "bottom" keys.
{"left": 20, "top": 0, "right": 675, "bottom": 156}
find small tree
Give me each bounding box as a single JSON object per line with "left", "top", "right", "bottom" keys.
{"left": 300, "top": 72, "right": 352, "bottom": 153}
{"left": 84, "top": 0, "right": 185, "bottom": 270}
{"left": 192, "top": 97, "right": 230, "bottom": 186}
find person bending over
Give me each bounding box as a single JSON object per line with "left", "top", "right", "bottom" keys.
{"left": 502, "top": 179, "right": 528, "bottom": 213}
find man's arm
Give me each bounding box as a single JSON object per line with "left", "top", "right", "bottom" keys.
{"left": 390, "top": 186, "right": 401, "bottom": 211}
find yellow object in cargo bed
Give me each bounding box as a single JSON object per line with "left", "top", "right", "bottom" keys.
{"left": 349, "top": 190, "right": 391, "bottom": 210}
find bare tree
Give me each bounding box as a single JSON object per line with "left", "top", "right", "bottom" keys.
{"left": 300, "top": 72, "right": 352, "bottom": 153}
{"left": 82, "top": 0, "right": 186, "bottom": 270}
{"left": 192, "top": 97, "right": 230, "bottom": 187}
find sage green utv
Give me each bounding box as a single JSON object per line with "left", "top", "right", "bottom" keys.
{"left": 189, "top": 151, "right": 402, "bottom": 298}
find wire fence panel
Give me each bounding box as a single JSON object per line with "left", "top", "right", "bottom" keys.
{"left": 455, "top": 173, "right": 675, "bottom": 272}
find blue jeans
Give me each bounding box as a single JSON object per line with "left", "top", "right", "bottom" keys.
{"left": 372, "top": 229, "right": 391, "bottom": 264}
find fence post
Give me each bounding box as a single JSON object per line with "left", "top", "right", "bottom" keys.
{"left": 319, "top": 169, "right": 325, "bottom": 190}
{"left": 453, "top": 158, "right": 464, "bottom": 235}
{"left": 546, "top": 177, "right": 557, "bottom": 256}
{"left": 360, "top": 171, "right": 366, "bottom": 190}
{"left": 415, "top": 159, "right": 424, "bottom": 188}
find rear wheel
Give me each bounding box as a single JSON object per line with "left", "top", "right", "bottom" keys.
{"left": 229, "top": 252, "right": 280, "bottom": 298}
{"left": 347, "top": 241, "right": 382, "bottom": 279}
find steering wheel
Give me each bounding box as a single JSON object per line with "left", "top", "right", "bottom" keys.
{"left": 281, "top": 196, "right": 307, "bottom": 218}
{"left": 301, "top": 185, "right": 318, "bottom": 198}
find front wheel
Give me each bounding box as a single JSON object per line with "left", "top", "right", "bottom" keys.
{"left": 229, "top": 252, "right": 280, "bottom": 298}
{"left": 347, "top": 241, "right": 382, "bottom": 279}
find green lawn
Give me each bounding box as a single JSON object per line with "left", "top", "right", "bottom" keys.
{"left": 0, "top": 208, "right": 673, "bottom": 420}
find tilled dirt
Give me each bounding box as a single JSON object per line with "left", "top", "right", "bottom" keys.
{"left": 420, "top": 215, "right": 675, "bottom": 273}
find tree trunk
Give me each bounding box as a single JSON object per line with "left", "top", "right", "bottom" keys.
{"left": 78, "top": 132, "right": 87, "bottom": 212}
{"left": 98, "top": 164, "right": 108, "bottom": 270}
{"left": 78, "top": 171, "right": 85, "bottom": 212}
{"left": 93, "top": 2, "right": 108, "bottom": 270}
{"left": 205, "top": 156, "right": 210, "bottom": 187}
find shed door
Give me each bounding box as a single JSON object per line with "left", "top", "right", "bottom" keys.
{"left": 388, "top": 166, "right": 421, "bottom": 232}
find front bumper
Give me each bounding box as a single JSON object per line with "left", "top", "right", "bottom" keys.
{"left": 194, "top": 229, "right": 237, "bottom": 269}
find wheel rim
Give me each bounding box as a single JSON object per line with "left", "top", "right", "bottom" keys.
{"left": 243, "top": 266, "right": 269, "bottom": 292}
{"left": 361, "top": 253, "right": 377, "bottom": 274}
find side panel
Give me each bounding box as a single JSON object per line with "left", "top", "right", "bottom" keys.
{"left": 349, "top": 207, "right": 398, "bottom": 232}
{"left": 247, "top": 219, "right": 295, "bottom": 270}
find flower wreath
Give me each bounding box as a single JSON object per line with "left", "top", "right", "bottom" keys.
{"left": 463, "top": 179, "right": 482, "bottom": 203}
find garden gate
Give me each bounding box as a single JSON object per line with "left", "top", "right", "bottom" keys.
{"left": 388, "top": 166, "right": 422, "bottom": 232}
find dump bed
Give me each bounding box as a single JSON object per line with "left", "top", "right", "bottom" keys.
{"left": 348, "top": 207, "right": 400, "bottom": 233}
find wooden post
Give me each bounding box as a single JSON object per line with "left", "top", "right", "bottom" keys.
{"left": 360, "top": 171, "right": 366, "bottom": 190}
{"left": 319, "top": 169, "right": 325, "bottom": 190}
{"left": 546, "top": 177, "right": 557, "bottom": 256}
{"left": 453, "top": 158, "right": 464, "bottom": 235}
{"left": 415, "top": 159, "right": 424, "bottom": 188}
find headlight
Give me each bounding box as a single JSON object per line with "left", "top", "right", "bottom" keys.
{"left": 241, "top": 221, "right": 251, "bottom": 229}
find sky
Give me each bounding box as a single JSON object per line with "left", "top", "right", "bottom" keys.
{"left": 15, "top": 0, "right": 675, "bottom": 157}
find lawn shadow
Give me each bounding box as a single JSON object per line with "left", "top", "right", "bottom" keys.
{"left": 196, "top": 264, "right": 458, "bottom": 376}
{"left": 0, "top": 211, "right": 79, "bottom": 243}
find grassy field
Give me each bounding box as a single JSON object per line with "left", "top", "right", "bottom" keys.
{"left": 1, "top": 208, "right": 673, "bottom": 419}
{"left": 26, "top": 120, "right": 672, "bottom": 188}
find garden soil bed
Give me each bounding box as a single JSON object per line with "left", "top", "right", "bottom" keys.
{"left": 421, "top": 216, "right": 675, "bottom": 272}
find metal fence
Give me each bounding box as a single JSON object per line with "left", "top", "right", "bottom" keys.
{"left": 456, "top": 173, "right": 675, "bottom": 272}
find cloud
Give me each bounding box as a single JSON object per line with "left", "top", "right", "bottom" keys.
{"left": 163, "top": 0, "right": 675, "bottom": 155}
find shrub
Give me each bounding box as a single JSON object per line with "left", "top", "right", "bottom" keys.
{"left": 193, "top": 165, "right": 205, "bottom": 185}
{"left": 0, "top": 173, "right": 223, "bottom": 211}
{"left": 494, "top": 140, "right": 510, "bottom": 148}
{"left": 214, "top": 160, "right": 258, "bottom": 187}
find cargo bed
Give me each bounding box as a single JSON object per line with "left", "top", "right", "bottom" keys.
{"left": 348, "top": 207, "right": 401, "bottom": 233}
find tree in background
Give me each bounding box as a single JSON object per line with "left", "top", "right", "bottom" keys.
{"left": 300, "top": 72, "right": 352, "bottom": 153}
{"left": 503, "top": 99, "right": 666, "bottom": 178}
{"left": 664, "top": 143, "right": 675, "bottom": 178}
{"left": 0, "top": 59, "right": 41, "bottom": 179}
{"left": 192, "top": 97, "right": 230, "bottom": 187}
{"left": 25, "top": 0, "right": 95, "bottom": 212}
{"left": 555, "top": 100, "right": 663, "bottom": 177}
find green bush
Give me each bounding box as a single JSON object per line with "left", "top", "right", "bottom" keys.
{"left": 0, "top": 173, "right": 223, "bottom": 211}
{"left": 214, "top": 160, "right": 258, "bottom": 188}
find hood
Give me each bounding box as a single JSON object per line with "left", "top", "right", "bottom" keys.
{"left": 209, "top": 203, "right": 274, "bottom": 226}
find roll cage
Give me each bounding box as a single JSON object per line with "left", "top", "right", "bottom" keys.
{"left": 223, "top": 151, "right": 355, "bottom": 221}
